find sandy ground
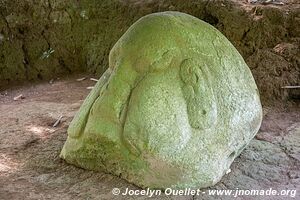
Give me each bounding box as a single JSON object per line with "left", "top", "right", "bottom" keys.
{"left": 0, "top": 74, "right": 299, "bottom": 200}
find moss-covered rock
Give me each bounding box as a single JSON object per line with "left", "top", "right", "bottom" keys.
{"left": 60, "top": 11, "right": 262, "bottom": 189}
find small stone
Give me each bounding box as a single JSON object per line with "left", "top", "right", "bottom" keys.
{"left": 288, "top": 171, "right": 299, "bottom": 179}
{"left": 80, "top": 10, "right": 89, "bottom": 20}
{"left": 226, "top": 169, "right": 231, "bottom": 174}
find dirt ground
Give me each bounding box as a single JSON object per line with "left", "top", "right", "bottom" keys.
{"left": 0, "top": 74, "right": 299, "bottom": 200}
{"left": 0, "top": 0, "right": 299, "bottom": 199}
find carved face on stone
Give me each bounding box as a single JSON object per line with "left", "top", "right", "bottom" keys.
{"left": 60, "top": 11, "right": 262, "bottom": 189}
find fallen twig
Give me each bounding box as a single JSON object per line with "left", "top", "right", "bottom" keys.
{"left": 86, "top": 86, "right": 94, "bottom": 90}
{"left": 90, "top": 78, "right": 99, "bottom": 82}
{"left": 76, "top": 77, "right": 86, "bottom": 81}
{"left": 13, "top": 94, "right": 25, "bottom": 101}
{"left": 53, "top": 115, "right": 63, "bottom": 127}
{"left": 248, "top": 0, "right": 284, "bottom": 5}
{"left": 281, "top": 86, "right": 300, "bottom": 89}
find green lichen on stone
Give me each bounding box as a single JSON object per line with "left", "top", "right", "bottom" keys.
{"left": 60, "top": 11, "right": 262, "bottom": 189}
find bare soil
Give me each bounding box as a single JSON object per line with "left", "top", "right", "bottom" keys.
{"left": 0, "top": 1, "right": 299, "bottom": 199}
{"left": 0, "top": 74, "right": 299, "bottom": 200}
{"left": 1, "top": 0, "right": 299, "bottom": 103}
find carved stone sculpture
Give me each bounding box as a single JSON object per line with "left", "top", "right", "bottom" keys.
{"left": 60, "top": 11, "right": 262, "bottom": 189}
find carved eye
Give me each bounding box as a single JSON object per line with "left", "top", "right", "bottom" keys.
{"left": 180, "top": 58, "right": 217, "bottom": 130}
{"left": 180, "top": 61, "right": 198, "bottom": 85}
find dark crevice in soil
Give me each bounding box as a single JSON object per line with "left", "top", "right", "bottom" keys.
{"left": 0, "top": 12, "right": 12, "bottom": 39}
{"left": 21, "top": 43, "right": 30, "bottom": 80}
{"left": 41, "top": 30, "right": 50, "bottom": 49}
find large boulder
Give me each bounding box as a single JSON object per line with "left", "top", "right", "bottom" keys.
{"left": 60, "top": 11, "right": 262, "bottom": 189}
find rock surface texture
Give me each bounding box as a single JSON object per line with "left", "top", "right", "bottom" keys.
{"left": 60, "top": 11, "right": 263, "bottom": 189}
